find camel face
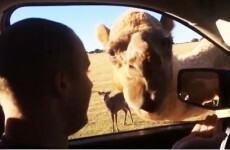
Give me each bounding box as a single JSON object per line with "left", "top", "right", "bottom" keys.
{"left": 97, "top": 11, "right": 174, "bottom": 112}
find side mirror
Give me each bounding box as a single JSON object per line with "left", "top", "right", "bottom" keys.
{"left": 177, "top": 68, "right": 230, "bottom": 110}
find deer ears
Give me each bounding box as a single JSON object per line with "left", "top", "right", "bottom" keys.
{"left": 96, "top": 24, "right": 110, "bottom": 48}
{"left": 98, "top": 90, "right": 111, "bottom": 95}
{"left": 107, "top": 90, "right": 111, "bottom": 94}
{"left": 98, "top": 91, "right": 103, "bottom": 95}
{"left": 160, "top": 15, "right": 174, "bottom": 32}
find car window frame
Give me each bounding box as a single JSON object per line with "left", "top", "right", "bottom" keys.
{"left": 1, "top": 2, "right": 229, "bottom": 55}
{"left": 1, "top": 2, "right": 230, "bottom": 144}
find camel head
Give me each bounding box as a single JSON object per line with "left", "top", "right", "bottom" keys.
{"left": 96, "top": 10, "right": 174, "bottom": 115}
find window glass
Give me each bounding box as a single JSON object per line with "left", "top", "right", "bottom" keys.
{"left": 10, "top": 5, "right": 229, "bottom": 139}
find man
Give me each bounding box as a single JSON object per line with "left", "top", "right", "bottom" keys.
{"left": 0, "top": 18, "right": 92, "bottom": 148}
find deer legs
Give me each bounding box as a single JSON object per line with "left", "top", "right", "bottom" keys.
{"left": 111, "top": 113, "right": 119, "bottom": 132}
{"left": 123, "top": 109, "right": 127, "bottom": 125}
{"left": 123, "top": 108, "right": 134, "bottom": 125}
{"left": 127, "top": 108, "right": 134, "bottom": 124}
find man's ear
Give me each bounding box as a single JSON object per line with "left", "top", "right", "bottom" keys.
{"left": 96, "top": 24, "right": 110, "bottom": 48}
{"left": 160, "top": 15, "right": 174, "bottom": 32}
{"left": 55, "top": 71, "right": 71, "bottom": 97}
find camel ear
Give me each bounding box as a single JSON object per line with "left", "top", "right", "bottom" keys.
{"left": 160, "top": 15, "right": 174, "bottom": 32}
{"left": 96, "top": 24, "right": 110, "bottom": 48}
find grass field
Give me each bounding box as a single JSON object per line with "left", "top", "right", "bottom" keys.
{"left": 69, "top": 42, "right": 201, "bottom": 139}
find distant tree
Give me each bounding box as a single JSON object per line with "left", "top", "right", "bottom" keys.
{"left": 191, "top": 38, "right": 199, "bottom": 42}
{"left": 95, "top": 49, "right": 103, "bottom": 53}
{"left": 88, "top": 49, "right": 104, "bottom": 54}
{"left": 88, "top": 51, "right": 95, "bottom": 54}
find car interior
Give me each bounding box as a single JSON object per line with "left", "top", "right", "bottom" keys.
{"left": 0, "top": 0, "right": 230, "bottom": 148}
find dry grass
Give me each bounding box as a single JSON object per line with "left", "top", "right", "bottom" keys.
{"left": 173, "top": 42, "right": 199, "bottom": 55}
{"left": 69, "top": 42, "right": 202, "bottom": 140}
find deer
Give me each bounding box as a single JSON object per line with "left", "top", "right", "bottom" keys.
{"left": 98, "top": 91, "right": 133, "bottom": 132}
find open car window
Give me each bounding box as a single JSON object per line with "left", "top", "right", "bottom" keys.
{"left": 8, "top": 5, "right": 230, "bottom": 140}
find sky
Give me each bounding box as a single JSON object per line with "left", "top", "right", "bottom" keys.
{"left": 10, "top": 5, "right": 202, "bottom": 52}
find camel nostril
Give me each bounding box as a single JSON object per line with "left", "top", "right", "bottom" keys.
{"left": 128, "top": 64, "right": 134, "bottom": 68}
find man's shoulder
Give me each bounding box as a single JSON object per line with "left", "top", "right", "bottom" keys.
{"left": 0, "top": 135, "right": 11, "bottom": 148}
{"left": 0, "top": 135, "right": 44, "bottom": 148}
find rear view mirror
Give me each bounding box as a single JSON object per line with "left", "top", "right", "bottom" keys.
{"left": 177, "top": 69, "right": 230, "bottom": 110}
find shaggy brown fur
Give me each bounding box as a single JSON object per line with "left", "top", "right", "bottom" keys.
{"left": 96, "top": 10, "right": 229, "bottom": 121}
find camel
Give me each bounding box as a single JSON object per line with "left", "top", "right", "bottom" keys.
{"left": 96, "top": 10, "right": 230, "bottom": 121}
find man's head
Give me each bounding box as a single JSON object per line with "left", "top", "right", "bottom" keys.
{"left": 0, "top": 18, "right": 92, "bottom": 135}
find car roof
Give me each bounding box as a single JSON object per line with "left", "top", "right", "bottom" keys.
{"left": 0, "top": 0, "right": 230, "bottom": 52}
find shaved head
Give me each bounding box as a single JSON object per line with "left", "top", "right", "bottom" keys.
{"left": 0, "top": 18, "right": 88, "bottom": 113}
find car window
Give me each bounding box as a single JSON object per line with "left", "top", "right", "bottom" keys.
{"left": 9, "top": 5, "right": 230, "bottom": 139}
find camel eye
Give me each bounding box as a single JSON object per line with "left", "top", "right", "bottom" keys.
{"left": 108, "top": 49, "right": 115, "bottom": 57}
